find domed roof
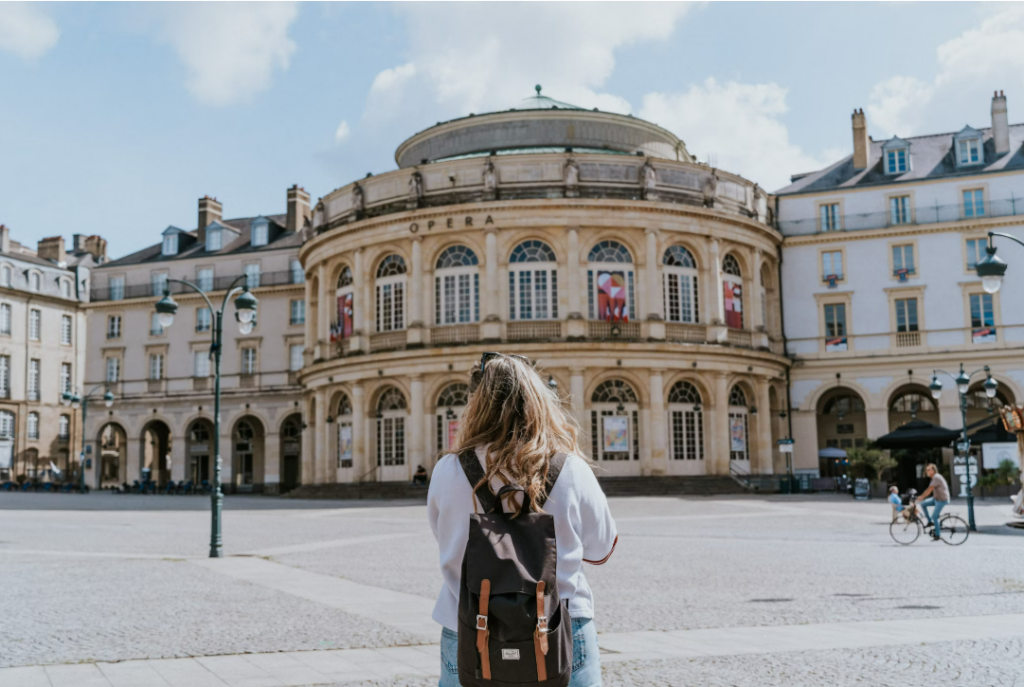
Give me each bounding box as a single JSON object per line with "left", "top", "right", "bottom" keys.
{"left": 517, "top": 85, "right": 584, "bottom": 111}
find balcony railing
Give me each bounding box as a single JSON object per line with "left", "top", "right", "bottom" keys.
{"left": 779, "top": 197, "right": 1024, "bottom": 236}
{"left": 507, "top": 321, "right": 563, "bottom": 341}
{"left": 727, "top": 329, "right": 753, "bottom": 348}
{"left": 287, "top": 371, "right": 300, "bottom": 386}
{"left": 239, "top": 373, "right": 258, "bottom": 389}
{"left": 370, "top": 331, "right": 406, "bottom": 353}
{"left": 895, "top": 331, "right": 921, "bottom": 348}
{"left": 430, "top": 324, "right": 480, "bottom": 346}
{"left": 147, "top": 379, "right": 164, "bottom": 393}
{"left": 665, "top": 322, "right": 706, "bottom": 344}
{"left": 91, "top": 270, "right": 304, "bottom": 302}
{"left": 193, "top": 377, "right": 209, "bottom": 391}
{"left": 587, "top": 321, "right": 641, "bottom": 340}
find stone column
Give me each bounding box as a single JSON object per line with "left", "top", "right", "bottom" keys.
{"left": 483, "top": 229, "right": 501, "bottom": 341}
{"left": 791, "top": 410, "right": 819, "bottom": 473}
{"left": 314, "top": 388, "right": 327, "bottom": 484}
{"left": 170, "top": 432, "right": 186, "bottom": 482}
{"left": 408, "top": 238, "right": 424, "bottom": 346}
{"left": 304, "top": 278, "right": 316, "bottom": 364}
{"left": 706, "top": 239, "right": 726, "bottom": 343}
{"left": 263, "top": 431, "right": 280, "bottom": 493}
{"left": 363, "top": 262, "right": 374, "bottom": 345}
{"left": 126, "top": 435, "right": 142, "bottom": 483}
{"left": 756, "top": 378, "right": 773, "bottom": 474}
{"left": 352, "top": 249, "right": 366, "bottom": 354}
{"left": 711, "top": 372, "right": 729, "bottom": 475}
{"left": 570, "top": 369, "right": 587, "bottom": 443}
{"left": 645, "top": 228, "right": 665, "bottom": 319}
{"left": 409, "top": 375, "right": 424, "bottom": 481}
{"left": 316, "top": 264, "right": 330, "bottom": 359}
{"left": 301, "top": 394, "right": 314, "bottom": 486}
{"left": 648, "top": 369, "right": 667, "bottom": 476}
{"left": 866, "top": 408, "right": 889, "bottom": 441}
{"left": 566, "top": 228, "right": 586, "bottom": 339}
{"left": 351, "top": 384, "right": 364, "bottom": 482}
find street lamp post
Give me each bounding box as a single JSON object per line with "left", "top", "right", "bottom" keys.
{"left": 155, "top": 277, "right": 258, "bottom": 558}
{"left": 62, "top": 385, "right": 115, "bottom": 493}
{"left": 928, "top": 364, "right": 998, "bottom": 532}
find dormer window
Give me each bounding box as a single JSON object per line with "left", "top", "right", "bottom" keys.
{"left": 206, "top": 228, "right": 222, "bottom": 252}
{"left": 953, "top": 126, "right": 984, "bottom": 167}
{"left": 162, "top": 234, "right": 178, "bottom": 256}
{"left": 251, "top": 218, "right": 269, "bottom": 247}
{"left": 882, "top": 136, "right": 911, "bottom": 175}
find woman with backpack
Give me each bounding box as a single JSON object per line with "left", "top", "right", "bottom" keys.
{"left": 428, "top": 352, "right": 618, "bottom": 687}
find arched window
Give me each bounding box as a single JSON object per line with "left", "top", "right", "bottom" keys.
{"left": 336, "top": 392, "right": 353, "bottom": 469}
{"left": 0, "top": 265, "right": 10, "bottom": 287}
{"left": 663, "top": 246, "right": 699, "bottom": 324}
{"left": 509, "top": 241, "right": 558, "bottom": 320}
{"left": 334, "top": 266, "right": 354, "bottom": 341}
{"left": 435, "top": 245, "right": 479, "bottom": 325}
{"left": 375, "top": 255, "right": 406, "bottom": 332}
{"left": 436, "top": 383, "right": 469, "bottom": 454}
{"left": 588, "top": 241, "right": 634, "bottom": 321}
{"left": 721, "top": 253, "right": 743, "bottom": 329}
{"left": 376, "top": 387, "right": 407, "bottom": 469}
{"left": 890, "top": 393, "right": 935, "bottom": 413}
{"left": 590, "top": 380, "right": 639, "bottom": 462}
{"left": 728, "top": 385, "right": 749, "bottom": 463}
{"left": 668, "top": 381, "right": 703, "bottom": 461}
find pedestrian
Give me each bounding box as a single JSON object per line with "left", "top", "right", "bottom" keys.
{"left": 427, "top": 353, "right": 617, "bottom": 687}
{"left": 412, "top": 465, "right": 429, "bottom": 487}
{"left": 916, "top": 463, "right": 950, "bottom": 541}
{"left": 888, "top": 485, "right": 904, "bottom": 521}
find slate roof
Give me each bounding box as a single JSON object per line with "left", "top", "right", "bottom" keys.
{"left": 776, "top": 123, "right": 1024, "bottom": 195}
{"left": 101, "top": 214, "right": 300, "bottom": 268}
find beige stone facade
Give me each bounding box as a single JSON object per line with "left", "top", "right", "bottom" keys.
{"left": 299, "top": 103, "right": 789, "bottom": 485}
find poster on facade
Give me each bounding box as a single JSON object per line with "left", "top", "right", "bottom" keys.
{"left": 723, "top": 282, "right": 743, "bottom": 329}
{"left": 972, "top": 326, "right": 996, "bottom": 344}
{"left": 729, "top": 415, "right": 746, "bottom": 453}
{"left": 825, "top": 336, "right": 848, "bottom": 352}
{"left": 338, "top": 424, "right": 353, "bottom": 465}
{"left": 596, "top": 271, "right": 628, "bottom": 322}
{"left": 447, "top": 420, "right": 459, "bottom": 449}
{"left": 602, "top": 416, "right": 629, "bottom": 452}
{"left": 331, "top": 293, "right": 354, "bottom": 341}
{"left": 982, "top": 442, "right": 1019, "bottom": 469}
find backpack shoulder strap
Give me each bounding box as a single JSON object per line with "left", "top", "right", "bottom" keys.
{"left": 535, "top": 452, "right": 568, "bottom": 510}
{"left": 458, "top": 449, "right": 498, "bottom": 514}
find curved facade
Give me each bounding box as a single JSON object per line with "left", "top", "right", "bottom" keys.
{"left": 300, "top": 104, "right": 789, "bottom": 485}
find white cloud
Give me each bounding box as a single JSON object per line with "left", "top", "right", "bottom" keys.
{"left": 640, "top": 78, "right": 829, "bottom": 192}
{"left": 158, "top": 2, "right": 298, "bottom": 107}
{"left": 0, "top": 3, "right": 59, "bottom": 60}
{"left": 365, "top": 3, "right": 691, "bottom": 121}
{"left": 334, "top": 120, "right": 351, "bottom": 144}
{"left": 868, "top": 6, "right": 1024, "bottom": 138}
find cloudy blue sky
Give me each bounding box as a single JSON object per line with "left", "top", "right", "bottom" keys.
{"left": 1, "top": 2, "right": 1022, "bottom": 257}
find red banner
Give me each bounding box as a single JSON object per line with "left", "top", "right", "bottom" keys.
{"left": 597, "top": 271, "right": 629, "bottom": 322}
{"left": 723, "top": 282, "right": 742, "bottom": 329}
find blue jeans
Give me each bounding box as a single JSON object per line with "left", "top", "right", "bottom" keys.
{"left": 920, "top": 497, "right": 947, "bottom": 534}
{"left": 439, "top": 617, "right": 601, "bottom": 687}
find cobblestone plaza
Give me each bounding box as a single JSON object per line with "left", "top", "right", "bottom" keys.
{"left": 2, "top": 492, "right": 1023, "bottom": 686}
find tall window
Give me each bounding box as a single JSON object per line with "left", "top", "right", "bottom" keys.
{"left": 60, "top": 362, "right": 72, "bottom": 395}
{"left": 149, "top": 354, "right": 163, "bottom": 380}
{"left": 721, "top": 254, "right": 743, "bottom": 329}
{"left": 590, "top": 380, "right": 639, "bottom": 462}
{"left": 110, "top": 276, "right": 125, "bottom": 301}
{"left": 588, "top": 241, "right": 634, "bottom": 321}
{"left": 376, "top": 387, "right": 407, "bottom": 467}
{"left": 244, "top": 263, "right": 261, "bottom": 289}
{"left": 889, "top": 196, "right": 911, "bottom": 225}
{"left": 151, "top": 272, "right": 168, "bottom": 297}
{"left": 241, "top": 348, "right": 257, "bottom": 374}
{"left": 0, "top": 355, "right": 8, "bottom": 398}
{"left": 150, "top": 312, "right": 164, "bottom": 336}
{"left": 107, "top": 315, "right": 121, "bottom": 339}
{"left": 28, "top": 359, "right": 40, "bottom": 401}
{"left": 970, "top": 293, "right": 995, "bottom": 331}
{"left": 194, "top": 350, "right": 210, "bottom": 378}
{"left": 29, "top": 309, "right": 41, "bottom": 340}
{"left": 824, "top": 303, "right": 847, "bottom": 337}
{"left": 820, "top": 204, "right": 841, "bottom": 232}
{"left": 196, "top": 307, "right": 212, "bottom": 333}
{"left": 27, "top": 412, "right": 39, "bottom": 440}
{"left": 436, "top": 383, "right": 469, "bottom": 454}
{"left": 821, "top": 251, "right": 843, "bottom": 280}
{"left": 29, "top": 272, "right": 40, "bottom": 291}
{"left": 334, "top": 266, "right": 354, "bottom": 340}
{"left": 289, "top": 344, "right": 304, "bottom": 371}
{"left": 59, "top": 415, "right": 70, "bottom": 440}
{"left": 0, "top": 303, "right": 11, "bottom": 335}
{"left": 61, "top": 314, "right": 72, "bottom": 344}
{"left": 728, "top": 386, "right": 750, "bottom": 463}
{"left": 105, "top": 357, "right": 120, "bottom": 383}
{"left": 508, "top": 241, "right": 558, "bottom": 320}
{"left": 886, "top": 148, "right": 908, "bottom": 174}
{"left": 892, "top": 244, "right": 915, "bottom": 276}
{"left": 0, "top": 265, "right": 9, "bottom": 287}
{"left": 663, "top": 245, "right": 699, "bottom": 324}
{"left": 963, "top": 189, "right": 985, "bottom": 218}
{"left": 375, "top": 255, "right": 406, "bottom": 332}
{"left": 895, "top": 298, "right": 919, "bottom": 332}
{"left": 336, "top": 393, "right": 353, "bottom": 468}
{"left": 668, "top": 381, "right": 703, "bottom": 461}
{"left": 435, "top": 245, "right": 480, "bottom": 325}
{"left": 291, "top": 258, "right": 305, "bottom": 284}
{"left": 197, "top": 268, "right": 214, "bottom": 292}
{"left": 0, "top": 410, "right": 13, "bottom": 437}
{"left": 966, "top": 238, "right": 987, "bottom": 269}
{"left": 290, "top": 299, "right": 305, "bottom": 325}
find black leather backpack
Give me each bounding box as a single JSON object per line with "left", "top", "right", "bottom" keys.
{"left": 456, "top": 450, "right": 572, "bottom": 687}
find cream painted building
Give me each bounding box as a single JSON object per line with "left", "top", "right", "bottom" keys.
{"left": 777, "top": 91, "right": 1024, "bottom": 486}
{"left": 0, "top": 227, "right": 104, "bottom": 484}
{"left": 82, "top": 189, "right": 310, "bottom": 494}
{"left": 299, "top": 91, "right": 790, "bottom": 487}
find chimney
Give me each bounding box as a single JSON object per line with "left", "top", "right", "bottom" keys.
{"left": 286, "top": 185, "right": 311, "bottom": 234}
{"left": 84, "top": 235, "right": 107, "bottom": 263}
{"left": 0, "top": 225, "right": 9, "bottom": 254}
{"left": 852, "top": 108, "right": 870, "bottom": 170}
{"left": 992, "top": 90, "right": 1010, "bottom": 155}
{"left": 197, "top": 196, "right": 223, "bottom": 244}
{"left": 37, "top": 236, "right": 66, "bottom": 265}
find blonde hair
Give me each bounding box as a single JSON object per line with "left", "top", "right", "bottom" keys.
{"left": 925, "top": 463, "right": 938, "bottom": 472}
{"left": 453, "top": 355, "right": 586, "bottom": 515}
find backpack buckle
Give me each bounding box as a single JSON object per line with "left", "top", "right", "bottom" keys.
{"left": 476, "top": 614, "right": 488, "bottom": 631}
{"left": 536, "top": 615, "right": 548, "bottom": 632}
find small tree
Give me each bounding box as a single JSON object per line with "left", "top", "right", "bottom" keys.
{"left": 979, "top": 458, "right": 1021, "bottom": 492}
{"left": 847, "top": 447, "right": 897, "bottom": 485}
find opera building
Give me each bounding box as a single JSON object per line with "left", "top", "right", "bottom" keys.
{"left": 299, "top": 90, "right": 790, "bottom": 486}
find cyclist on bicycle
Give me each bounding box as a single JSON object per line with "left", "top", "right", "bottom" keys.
{"left": 917, "top": 463, "right": 950, "bottom": 541}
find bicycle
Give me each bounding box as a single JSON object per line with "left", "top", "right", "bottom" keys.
{"left": 889, "top": 499, "right": 969, "bottom": 546}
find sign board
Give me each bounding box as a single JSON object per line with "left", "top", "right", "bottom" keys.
{"left": 729, "top": 416, "right": 746, "bottom": 453}
{"left": 982, "top": 442, "right": 1020, "bottom": 470}
{"left": 854, "top": 477, "right": 871, "bottom": 500}
{"left": 602, "top": 416, "right": 629, "bottom": 453}
{"left": 337, "top": 424, "right": 353, "bottom": 466}
{"left": 952, "top": 455, "right": 979, "bottom": 498}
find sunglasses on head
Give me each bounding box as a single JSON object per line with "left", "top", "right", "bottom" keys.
{"left": 479, "top": 352, "right": 532, "bottom": 373}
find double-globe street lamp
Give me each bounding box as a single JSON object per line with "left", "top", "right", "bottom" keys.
{"left": 155, "top": 277, "right": 258, "bottom": 558}
{"left": 61, "top": 385, "right": 115, "bottom": 493}
{"left": 928, "top": 364, "right": 998, "bottom": 532}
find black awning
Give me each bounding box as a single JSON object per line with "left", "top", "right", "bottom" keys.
{"left": 967, "top": 415, "right": 1015, "bottom": 444}
{"left": 874, "top": 418, "right": 960, "bottom": 450}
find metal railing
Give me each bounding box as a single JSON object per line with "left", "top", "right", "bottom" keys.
{"left": 779, "top": 197, "right": 1024, "bottom": 236}
{"left": 91, "top": 270, "right": 304, "bottom": 302}
{"left": 895, "top": 331, "right": 921, "bottom": 348}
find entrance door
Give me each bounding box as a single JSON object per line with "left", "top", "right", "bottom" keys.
{"left": 282, "top": 454, "right": 299, "bottom": 493}
{"left": 190, "top": 454, "right": 209, "bottom": 485}
{"left": 377, "top": 413, "right": 407, "bottom": 482}
{"left": 235, "top": 442, "right": 254, "bottom": 492}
